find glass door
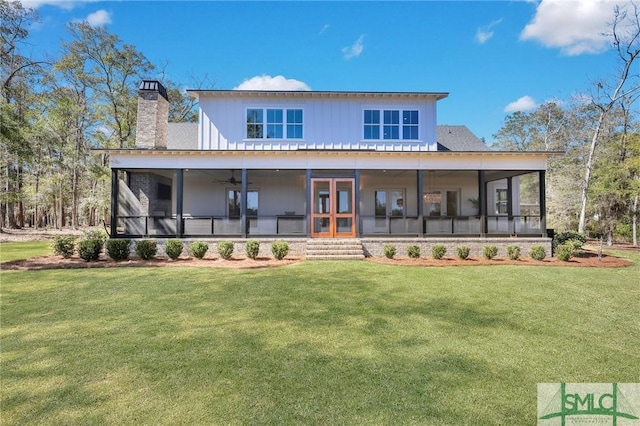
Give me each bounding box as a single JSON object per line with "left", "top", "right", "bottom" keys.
{"left": 311, "top": 178, "right": 355, "bottom": 237}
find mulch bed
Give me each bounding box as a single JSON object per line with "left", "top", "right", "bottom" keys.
{"left": 368, "top": 249, "right": 633, "bottom": 268}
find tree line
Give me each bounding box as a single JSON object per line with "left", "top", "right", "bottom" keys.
{"left": 1, "top": 0, "right": 198, "bottom": 231}
{"left": 1, "top": 0, "right": 639, "bottom": 245}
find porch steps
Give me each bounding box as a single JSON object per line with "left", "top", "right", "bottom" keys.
{"left": 305, "top": 239, "right": 365, "bottom": 260}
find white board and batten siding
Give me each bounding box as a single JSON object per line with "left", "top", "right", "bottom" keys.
{"left": 196, "top": 92, "right": 440, "bottom": 152}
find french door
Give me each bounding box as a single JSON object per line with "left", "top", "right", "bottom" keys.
{"left": 311, "top": 178, "right": 356, "bottom": 238}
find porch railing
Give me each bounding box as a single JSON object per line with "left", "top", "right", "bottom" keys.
{"left": 116, "top": 214, "right": 543, "bottom": 237}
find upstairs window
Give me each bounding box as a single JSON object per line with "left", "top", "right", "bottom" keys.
{"left": 246, "top": 108, "right": 303, "bottom": 139}
{"left": 364, "top": 110, "right": 380, "bottom": 139}
{"left": 246, "top": 109, "right": 263, "bottom": 138}
{"left": 287, "top": 109, "right": 303, "bottom": 139}
{"left": 383, "top": 110, "right": 399, "bottom": 139}
{"left": 364, "top": 109, "right": 419, "bottom": 140}
{"left": 403, "top": 110, "right": 419, "bottom": 140}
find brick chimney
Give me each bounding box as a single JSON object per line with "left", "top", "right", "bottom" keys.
{"left": 135, "top": 80, "right": 169, "bottom": 149}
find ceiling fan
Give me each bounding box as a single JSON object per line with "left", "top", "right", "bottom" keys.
{"left": 215, "top": 170, "right": 252, "bottom": 185}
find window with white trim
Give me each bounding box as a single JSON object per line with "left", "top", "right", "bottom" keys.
{"left": 364, "top": 109, "right": 419, "bottom": 140}
{"left": 246, "top": 108, "right": 303, "bottom": 139}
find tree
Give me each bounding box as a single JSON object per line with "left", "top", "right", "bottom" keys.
{"left": 0, "top": 0, "right": 47, "bottom": 228}
{"left": 578, "top": 3, "right": 640, "bottom": 233}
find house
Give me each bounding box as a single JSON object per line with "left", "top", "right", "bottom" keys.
{"left": 101, "top": 80, "right": 557, "bottom": 257}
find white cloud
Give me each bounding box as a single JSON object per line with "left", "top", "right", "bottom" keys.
{"left": 342, "top": 35, "right": 365, "bottom": 60}
{"left": 19, "top": 0, "right": 100, "bottom": 10}
{"left": 85, "top": 9, "right": 111, "bottom": 27}
{"left": 233, "top": 75, "right": 311, "bottom": 91}
{"left": 504, "top": 95, "right": 537, "bottom": 112}
{"left": 520, "top": 0, "right": 629, "bottom": 55}
{"left": 476, "top": 19, "right": 503, "bottom": 44}
{"left": 319, "top": 24, "right": 330, "bottom": 35}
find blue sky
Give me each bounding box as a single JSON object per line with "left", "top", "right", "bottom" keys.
{"left": 20, "top": 0, "right": 628, "bottom": 143}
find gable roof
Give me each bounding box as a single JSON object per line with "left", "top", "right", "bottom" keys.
{"left": 166, "top": 123, "right": 489, "bottom": 152}
{"left": 437, "top": 125, "right": 489, "bottom": 151}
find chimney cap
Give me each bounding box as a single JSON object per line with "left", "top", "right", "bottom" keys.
{"left": 139, "top": 80, "right": 168, "bottom": 101}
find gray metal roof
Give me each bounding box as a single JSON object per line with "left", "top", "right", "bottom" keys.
{"left": 437, "top": 125, "right": 489, "bottom": 151}
{"left": 167, "top": 123, "right": 198, "bottom": 150}
{"left": 167, "top": 123, "right": 489, "bottom": 152}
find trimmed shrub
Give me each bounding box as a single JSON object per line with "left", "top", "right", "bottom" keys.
{"left": 530, "top": 245, "right": 546, "bottom": 261}
{"left": 432, "top": 244, "right": 446, "bottom": 260}
{"left": 106, "top": 239, "right": 131, "bottom": 261}
{"left": 407, "top": 245, "right": 421, "bottom": 259}
{"left": 383, "top": 244, "right": 396, "bottom": 259}
{"left": 135, "top": 240, "right": 157, "bottom": 260}
{"left": 52, "top": 236, "right": 76, "bottom": 258}
{"left": 217, "top": 240, "right": 234, "bottom": 260}
{"left": 553, "top": 231, "right": 586, "bottom": 253}
{"left": 483, "top": 245, "right": 498, "bottom": 260}
{"left": 77, "top": 237, "right": 103, "bottom": 262}
{"left": 165, "top": 239, "right": 183, "bottom": 260}
{"left": 555, "top": 243, "right": 574, "bottom": 261}
{"left": 83, "top": 229, "right": 107, "bottom": 246}
{"left": 245, "top": 240, "right": 260, "bottom": 260}
{"left": 189, "top": 242, "right": 209, "bottom": 259}
{"left": 271, "top": 241, "right": 289, "bottom": 260}
{"left": 506, "top": 245, "right": 521, "bottom": 261}
{"left": 456, "top": 245, "right": 470, "bottom": 260}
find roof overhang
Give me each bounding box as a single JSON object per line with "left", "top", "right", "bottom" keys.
{"left": 187, "top": 89, "right": 449, "bottom": 102}
{"left": 95, "top": 148, "right": 562, "bottom": 172}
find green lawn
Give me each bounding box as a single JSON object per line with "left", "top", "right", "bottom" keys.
{"left": 0, "top": 241, "right": 51, "bottom": 263}
{"left": 1, "top": 253, "right": 638, "bottom": 425}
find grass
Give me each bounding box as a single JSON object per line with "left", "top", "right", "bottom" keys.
{"left": 0, "top": 241, "right": 50, "bottom": 263}
{"left": 1, "top": 250, "right": 638, "bottom": 425}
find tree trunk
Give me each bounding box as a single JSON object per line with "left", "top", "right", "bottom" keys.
{"left": 633, "top": 195, "right": 639, "bottom": 247}
{"left": 578, "top": 110, "right": 605, "bottom": 233}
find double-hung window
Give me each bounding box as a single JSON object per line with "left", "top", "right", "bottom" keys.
{"left": 246, "top": 108, "right": 303, "bottom": 139}
{"left": 364, "top": 109, "right": 419, "bottom": 140}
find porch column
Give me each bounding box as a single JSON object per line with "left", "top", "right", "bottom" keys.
{"left": 110, "top": 168, "right": 119, "bottom": 237}
{"left": 507, "top": 177, "right": 514, "bottom": 234}
{"left": 355, "top": 169, "right": 361, "bottom": 237}
{"left": 478, "top": 170, "right": 487, "bottom": 236}
{"left": 417, "top": 170, "right": 424, "bottom": 237}
{"left": 241, "top": 169, "right": 248, "bottom": 237}
{"left": 176, "top": 169, "right": 184, "bottom": 237}
{"left": 539, "top": 170, "right": 547, "bottom": 237}
{"left": 306, "top": 169, "right": 312, "bottom": 236}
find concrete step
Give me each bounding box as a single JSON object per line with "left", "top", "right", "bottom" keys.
{"left": 305, "top": 238, "right": 365, "bottom": 260}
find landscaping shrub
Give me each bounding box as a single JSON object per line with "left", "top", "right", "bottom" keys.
{"left": 83, "top": 229, "right": 107, "bottom": 246}
{"left": 432, "top": 244, "right": 446, "bottom": 260}
{"left": 189, "top": 242, "right": 209, "bottom": 259}
{"left": 106, "top": 239, "right": 131, "bottom": 261}
{"left": 506, "top": 245, "right": 521, "bottom": 261}
{"left": 530, "top": 245, "right": 546, "bottom": 261}
{"left": 271, "top": 241, "right": 289, "bottom": 260}
{"left": 245, "top": 240, "right": 260, "bottom": 260}
{"left": 165, "top": 239, "right": 183, "bottom": 260}
{"left": 51, "top": 236, "right": 76, "bottom": 258}
{"left": 555, "top": 243, "right": 575, "bottom": 262}
{"left": 456, "top": 245, "right": 470, "bottom": 260}
{"left": 135, "top": 240, "right": 157, "bottom": 260}
{"left": 553, "top": 231, "right": 586, "bottom": 254}
{"left": 407, "top": 245, "right": 421, "bottom": 259}
{"left": 383, "top": 244, "right": 396, "bottom": 259}
{"left": 483, "top": 245, "right": 498, "bottom": 260}
{"left": 77, "top": 237, "right": 103, "bottom": 262}
{"left": 217, "top": 241, "right": 234, "bottom": 260}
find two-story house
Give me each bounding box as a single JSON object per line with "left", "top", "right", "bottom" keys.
{"left": 102, "top": 80, "right": 556, "bottom": 256}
